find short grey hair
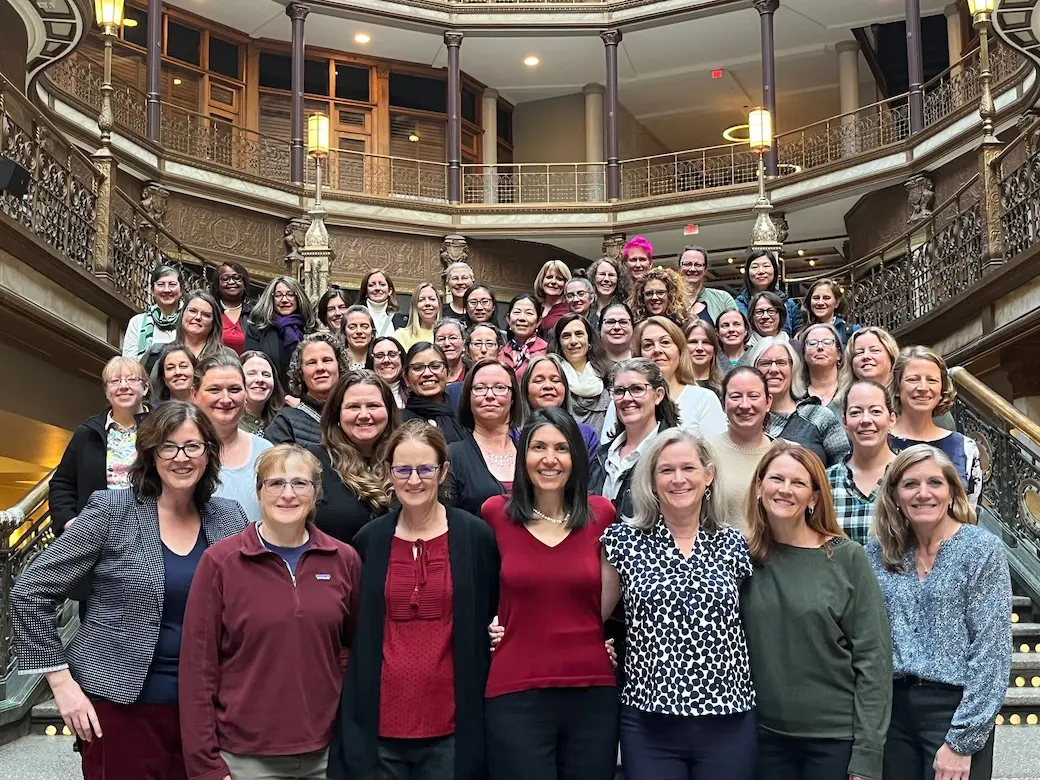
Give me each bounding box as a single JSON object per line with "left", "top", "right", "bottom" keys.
{"left": 565, "top": 276, "right": 595, "bottom": 297}
{"left": 745, "top": 333, "right": 806, "bottom": 400}
{"left": 625, "top": 427, "right": 723, "bottom": 533}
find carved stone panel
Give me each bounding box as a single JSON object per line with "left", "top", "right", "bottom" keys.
{"left": 171, "top": 199, "right": 274, "bottom": 263}
{"left": 905, "top": 173, "right": 936, "bottom": 223}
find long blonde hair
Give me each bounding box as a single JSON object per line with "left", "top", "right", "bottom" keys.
{"left": 746, "top": 440, "right": 846, "bottom": 562}
{"left": 836, "top": 326, "right": 899, "bottom": 401}
{"left": 634, "top": 315, "right": 697, "bottom": 386}
{"left": 872, "top": 444, "right": 976, "bottom": 572}
{"left": 402, "top": 282, "right": 443, "bottom": 340}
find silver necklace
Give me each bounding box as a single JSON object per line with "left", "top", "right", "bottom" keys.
{"left": 532, "top": 508, "right": 569, "bottom": 525}
{"left": 485, "top": 451, "right": 515, "bottom": 467}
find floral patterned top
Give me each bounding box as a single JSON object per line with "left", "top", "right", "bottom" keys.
{"left": 105, "top": 413, "right": 138, "bottom": 489}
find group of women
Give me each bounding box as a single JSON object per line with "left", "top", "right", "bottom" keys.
{"left": 17, "top": 239, "right": 1007, "bottom": 780}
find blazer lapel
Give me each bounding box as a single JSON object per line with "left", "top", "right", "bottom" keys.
{"left": 135, "top": 497, "right": 165, "bottom": 614}
{"left": 199, "top": 501, "right": 231, "bottom": 545}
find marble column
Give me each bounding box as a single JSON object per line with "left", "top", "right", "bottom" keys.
{"left": 481, "top": 88, "right": 498, "bottom": 204}
{"left": 583, "top": 83, "right": 605, "bottom": 201}
{"left": 837, "top": 41, "right": 860, "bottom": 156}
{"left": 146, "top": 0, "right": 161, "bottom": 141}
{"left": 754, "top": 0, "right": 779, "bottom": 176}
{"left": 946, "top": 4, "right": 964, "bottom": 73}
{"left": 287, "top": 3, "right": 309, "bottom": 184}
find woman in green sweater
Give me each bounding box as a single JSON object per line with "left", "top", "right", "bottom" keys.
{"left": 741, "top": 440, "right": 892, "bottom": 780}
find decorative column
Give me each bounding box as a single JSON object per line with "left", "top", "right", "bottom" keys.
{"left": 837, "top": 41, "right": 860, "bottom": 157}
{"left": 481, "top": 88, "right": 498, "bottom": 204}
{"left": 445, "top": 32, "right": 464, "bottom": 205}
{"left": 971, "top": 2, "right": 1004, "bottom": 272}
{"left": 287, "top": 3, "right": 309, "bottom": 185}
{"left": 602, "top": 233, "right": 626, "bottom": 261}
{"left": 601, "top": 30, "right": 622, "bottom": 202}
{"left": 146, "top": 0, "right": 162, "bottom": 141}
{"left": 753, "top": 0, "right": 779, "bottom": 176}
{"left": 946, "top": 4, "right": 964, "bottom": 73}
{"left": 439, "top": 235, "right": 470, "bottom": 294}
{"left": 583, "top": 83, "right": 605, "bottom": 201}
{"left": 906, "top": 0, "right": 925, "bottom": 134}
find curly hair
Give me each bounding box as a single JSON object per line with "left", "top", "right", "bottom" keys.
{"left": 629, "top": 267, "right": 690, "bottom": 326}
{"left": 587, "top": 256, "right": 631, "bottom": 308}
{"left": 286, "top": 331, "right": 349, "bottom": 397}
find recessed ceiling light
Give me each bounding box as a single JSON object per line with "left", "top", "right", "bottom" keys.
{"left": 123, "top": 19, "right": 138, "bottom": 27}
{"left": 173, "top": 78, "right": 182, "bottom": 86}
{"left": 524, "top": 56, "right": 540, "bottom": 67}
{"left": 354, "top": 33, "right": 371, "bottom": 44}
{"left": 797, "top": 249, "right": 805, "bottom": 256}
{"left": 727, "top": 257, "right": 734, "bottom": 264}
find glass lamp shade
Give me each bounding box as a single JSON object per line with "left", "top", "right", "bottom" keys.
{"left": 967, "top": 0, "right": 995, "bottom": 17}
{"left": 307, "top": 114, "right": 330, "bottom": 156}
{"left": 94, "top": 0, "right": 125, "bottom": 27}
{"left": 748, "top": 108, "right": 773, "bottom": 153}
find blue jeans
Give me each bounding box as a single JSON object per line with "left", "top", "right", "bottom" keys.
{"left": 619, "top": 705, "right": 756, "bottom": 780}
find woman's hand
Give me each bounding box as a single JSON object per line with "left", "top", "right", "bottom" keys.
{"left": 605, "top": 638, "right": 617, "bottom": 670}
{"left": 284, "top": 395, "right": 301, "bottom": 408}
{"left": 488, "top": 616, "right": 504, "bottom": 650}
{"left": 933, "top": 743, "right": 971, "bottom": 780}
{"left": 47, "top": 670, "right": 101, "bottom": 742}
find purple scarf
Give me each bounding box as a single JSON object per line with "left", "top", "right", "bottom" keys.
{"left": 272, "top": 313, "right": 305, "bottom": 351}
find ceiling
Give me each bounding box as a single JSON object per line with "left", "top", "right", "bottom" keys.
{"left": 166, "top": 0, "right": 951, "bottom": 149}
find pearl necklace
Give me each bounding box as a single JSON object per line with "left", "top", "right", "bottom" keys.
{"left": 532, "top": 508, "right": 569, "bottom": 525}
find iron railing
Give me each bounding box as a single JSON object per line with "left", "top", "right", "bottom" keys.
{"left": 993, "top": 117, "right": 1040, "bottom": 261}
{"left": 0, "top": 72, "right": 100, "bottom": 270}
{"left": 462, "top": 162, "right": 606, "bottom": 204}
{"left": 620, "top": 145, "right": 760, "bottom": 200}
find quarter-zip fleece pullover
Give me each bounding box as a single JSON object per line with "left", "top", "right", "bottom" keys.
{"left": 179, "top": 523, "right": 361, "bottom": 780}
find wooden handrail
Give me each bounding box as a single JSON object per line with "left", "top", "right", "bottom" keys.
{"left": 950, "top": 367, "right": 1040, "bottom": 447}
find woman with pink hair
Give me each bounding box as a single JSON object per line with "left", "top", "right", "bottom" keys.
{"left": 621, "top": 236, "right": 654, "bottom": 286}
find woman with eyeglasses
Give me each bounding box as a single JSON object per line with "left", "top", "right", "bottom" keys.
{"left": 265, "top": 332, "right": 348, "bottom": 449}
{"left": 357, "top": 269, "right": 408, "bottom": 339}
{"left": 889, "top": 346, "right": 982, "bottom": 508}
{"left": 630, "top": 267, "right": 690, "bottom": 328}
{"left": 500, "top": 294, "right": 549, "bottom": 380}
{"left": 599, "top": 302, "right": 635, "bottom": 363}
{"left": 210, "top": 262, "right": 252, "bottom": 355}
{"left": 717, "top": 309, "right": 752, "bottom": 370}
{"left": 13, "top": 402, "right": 248, "bottom": 780}
{"left": 678, "top": 245, "right": 737, "bottom": 326}
{"left": 801, "top": 323, "right": 844, "bottom": 408}
{"left": 735, "top": 249, "right": 801, "bottom": 335}
{"left": 192, "top": 353, "right": 274, "bottom": 524}
{"left": 240, "top": 350, "right": 285, "bottom": 436}
{"left": 330, "top": 421, "right": 500, "bottom": 780}
{"left": 343, "top": 305, "right": 376, "bottom": 369}
{"left": 551, "top": 313, "right": 613, "bottom": 436}
{"left": 746, "top": 335, "right": 850, "bottom": 469}
{"left": 50, "top": 356, "right": 151, "bottom": 536}
{"left": 395, "top": 282, "right": 442, "bottom": 351}
{"left": 742, "top": 441, "right": 891, "bottom": 780}
{"left": 402, "top": 342, "right": 468, "bottom": 445}
{"left": 310, "top": 371, "right": 399, "bottom": 545}
{"left": 467, "top": 324, "right": 503, "bottom": 363}
{"left": 684, "top": 320, "right": 726, "bottom": 397}
{"left": 589, "top": 257, "right": 629, "bottom": 321}
{"left": 318, "top": 286, "right": 352, "bottom": 333}
{"left": 483, "top": 407, "right": 619, "bottom": 780}
{"left": 180, "top": 444, "right": 362, "bottom": 780}
{"left": 748, "top": 291, "right": 786, "bottom": 340}
{"left": 435, "top": 318, "right": 469, "bottom": 384}
{"left": 123, "top": 265, "right": 183, "bottom": 360}
{"left": 445, "top": 261, "right": 476, "bottom": 325}
{"left": 535, "top": 259, "right": 573, "bottom": 336}
{"left": 447, "top": 358, "right": 522, "bottom": 516}
{"left": 367, "top": 336, "right": 409, "bottom": 409}
{"left": 152, "top": 344, "right": 197, "bottom": 406}
{"left": 601, "top": 316, "right": 726, "bottom": 438}
{"left": 802, "top": 279, "right": 859, "bottom": 347}
{"left": 145, "top": 291, "right": 226, "bottom": 379}
{"left": 565, "top": 274, "right": 599, "bottom": 329}
{"left": 520, "top": 355, "right": 601, "bottom": 462}
{"left": 590, "top": 358, "right": 681, "bottom": 518}
{"left": 464, "top": 284, "right": 500, "bottom": 330}
{"left": 246, "top": 275, "right": 318, "bottom": 393}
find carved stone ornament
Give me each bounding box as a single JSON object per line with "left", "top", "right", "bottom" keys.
{"left": 600, "top": 29, "right": 623, "bottom": 46}
{"left": 139, "top": 183, "right": 170, "bottom": 229}
{"left": 752, "top": 0, "right": 780, "bottom": 14}
{"left": 444, "top": 32, "right": 464, "bottom": 48}
{"left": 286, "top": 3, "right": 310, "bottom": 21}
{"left": 905, "top": 174, "right": 935, "bottom": 223}
{"left": 771, "top": 211, "right": 789, "bottom": 246}
{"left": 284, "top": 215, "right": 312, "bottom": 272}
{"left": 439, "top": 235, "right": 470, "bottom": 291}
{"left": 601, "top": 233, "right": 626, "bottom": 260}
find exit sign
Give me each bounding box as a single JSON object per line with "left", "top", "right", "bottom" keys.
{"left": 684, "top": 224, "right": 699, "bottom": 235}
{"left": 711, "top": 69, "right": 724, "bottom": 79}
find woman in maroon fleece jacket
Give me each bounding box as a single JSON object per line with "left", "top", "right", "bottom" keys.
{"left": 179, "top": 443, "right": 361, "bottom": 780}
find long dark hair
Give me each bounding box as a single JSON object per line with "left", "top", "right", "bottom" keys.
{"left": 239, "top": 350, "right": 285, "bottom": 426}
{"left": 550, "top": 313, "right": 612, "bottom": 379}
{"left": 741, "top": 249, "right": 782, "bottom": 298}
{"left": 129, "top": 401, "right": 222, "bottom": 505}
{"left": 506, "top": 407, "right": 590, "bottom": 530}
{"left": 317, "top": 286, "right": 350, "bottom": 330}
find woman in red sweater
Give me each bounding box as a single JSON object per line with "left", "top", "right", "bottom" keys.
{"left": 481, "top": 406, "right": 619, "bottom": 780}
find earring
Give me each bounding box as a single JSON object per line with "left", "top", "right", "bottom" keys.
{"left": 808, "top": 505, "right": 815, "bottom": 516}
{"left": 705, "top": 487, "right": 712, "bottom": 501}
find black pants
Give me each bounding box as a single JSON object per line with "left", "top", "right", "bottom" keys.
{"left": 756, "top": 730, "right": 853, "bottom": 780}
{"left": 376, "top": 735, "right": 455, "bottom": 780}
{"left": 486, "top": 687, "right": 619, "bottom": 780}
{"left": 883, "top": 679, "right": 995, "bottom": 780}
{"left": 620, "top": 705, "right": 756, "bottom": 780}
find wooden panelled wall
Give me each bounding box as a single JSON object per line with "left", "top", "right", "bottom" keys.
{"left": 89, "top": 1, "right": 514, "bottom": 165}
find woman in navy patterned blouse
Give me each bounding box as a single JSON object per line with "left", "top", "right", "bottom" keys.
{"left": 601, "top": 427, "right": 756, "bottom": 780}
{"left": 868, "top": 444, "right": 1011, "bottom": 780}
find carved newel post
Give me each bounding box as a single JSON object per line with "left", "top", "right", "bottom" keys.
{"left": 439, "top": 235, "right": 470, "bottom": 296}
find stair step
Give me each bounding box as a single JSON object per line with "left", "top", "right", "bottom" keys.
{"left": 1014, "top": 595, "right": 1031, "bottom": 610}
{"left": 1013, "top": 623, "right": 1040, "bottom": 641}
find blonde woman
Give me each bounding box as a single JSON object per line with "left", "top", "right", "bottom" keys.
{"left": 868, "top": 444, "right": 1011, "bottom": 780}
{"left": 534, "top": 259, "right": 573, "bottom": 336}
{"left": 741, "top": 441, "right": 891, "bottom": 780}
{"left": 395, "top": 282, "right": 442, "bottom": 351}
{"left": 445, "top": 260, "right": 475, "bottom": 322}
{"left": 888, "top": 346, "right": 981, "bottom": 507}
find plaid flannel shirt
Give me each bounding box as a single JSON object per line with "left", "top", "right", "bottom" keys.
{"left": 826, "top": 457, "right": 879, "bottom": 545}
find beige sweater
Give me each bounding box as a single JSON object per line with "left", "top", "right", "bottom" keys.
{"left": 707, "top": 431, "right": 773, "bottom": 533}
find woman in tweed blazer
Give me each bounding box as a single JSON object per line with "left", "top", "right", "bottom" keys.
{"left": 13, "top": 401, "right": 248, "bottom": 780}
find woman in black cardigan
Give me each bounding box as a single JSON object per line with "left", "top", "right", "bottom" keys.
{"left": 329, "top": 421, "right": 499, "bottom": 780}
{"left": 401, "top": 342, "right": 468, "bottom": 444}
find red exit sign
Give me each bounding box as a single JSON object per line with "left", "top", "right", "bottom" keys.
{"left": 684, "top": 224, "right": 699, "bottom": 235}
{"left": 711, "top": 69, "right": 724, "bottom": 79}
